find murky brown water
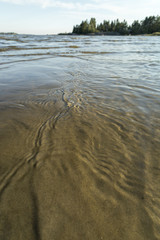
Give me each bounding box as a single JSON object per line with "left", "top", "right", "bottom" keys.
{"left": 0, "top": 33, "right": 160, "bottom": 239}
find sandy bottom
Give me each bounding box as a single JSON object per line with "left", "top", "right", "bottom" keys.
{"left": 0, "top": 92, "right": 160, "bottom": 240}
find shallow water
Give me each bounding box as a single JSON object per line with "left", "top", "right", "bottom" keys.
{"left": 0, "top": 33, "right": 160, "bottom": 239}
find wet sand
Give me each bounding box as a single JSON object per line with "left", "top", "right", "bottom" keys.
{"left": 0, "top": 92, "right": 160, "bottom": 239}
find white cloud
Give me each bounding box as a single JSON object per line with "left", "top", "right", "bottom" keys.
{"left": 1, "top": 0, "right": 159, "bottom": 20}
{"left": 0, "top": 0, "right": 122, "bottom": 12}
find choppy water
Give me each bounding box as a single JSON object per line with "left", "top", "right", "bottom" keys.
{"left": 0, "top": 33, "right": 160, "bottom": 240}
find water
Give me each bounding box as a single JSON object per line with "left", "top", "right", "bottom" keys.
{"left": 0, "top": 33, "right": 160, "bottom": 240}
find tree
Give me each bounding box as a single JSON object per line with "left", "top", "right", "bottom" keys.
{"left": 89, "top": 18, "right": 96, "bottom": 32}
{"left": 119, "top": 20, "right": 129, "bottom": 35}
{"left": 80, "top": 20, "right": 89, "bottom": 34}
{"left": 130, "top": 20, "right": 141, "bottom": 35}
{"left": 72, "top": 15, "right": 160, "bottom": 35}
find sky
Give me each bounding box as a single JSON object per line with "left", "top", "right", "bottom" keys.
{"left": 0, "top": 0, "right": 160, "bottom": 34}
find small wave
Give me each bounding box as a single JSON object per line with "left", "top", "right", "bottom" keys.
{"left": 68, "top": 45, "right": 80, "bottom": 48}
{"left": 80, "top": 51, "right": 113, "bottom": 54}
{"left": 0, "top": 46, "right": 27, "bottom": 52}
{"left": 0, "top": 36, "right": 26, "bottom": 43}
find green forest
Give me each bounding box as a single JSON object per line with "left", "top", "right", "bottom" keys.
{"left": 72, "top": 16, "right": 160, "bottom": 35}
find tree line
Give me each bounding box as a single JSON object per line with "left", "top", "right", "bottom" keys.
{"left": 72, "top": 16, "right": 160, "bottom": 35}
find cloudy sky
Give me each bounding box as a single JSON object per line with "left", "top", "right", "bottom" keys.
{"left": 0, "top": 0, "right": 160, "bottom": 34}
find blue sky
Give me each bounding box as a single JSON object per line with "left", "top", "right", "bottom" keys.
{"left": 0, "top": 0, "right": 160, "bottom": 34}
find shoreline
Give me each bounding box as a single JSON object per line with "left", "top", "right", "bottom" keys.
{"left": 58, "top": 32, "right": 160, "bottom": 36}
{"left": 1, "top": 32, "right": 160, "bottom": 36}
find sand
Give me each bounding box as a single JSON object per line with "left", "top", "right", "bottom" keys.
{"left": 0, "top": 95, "right": 159, "bottom": 240}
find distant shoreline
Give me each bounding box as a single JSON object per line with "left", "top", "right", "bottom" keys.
{"left": 1, "top": 32, "right": 160, "bottom": 36}
{"left": 58, "top": 32, "right": 160, "bottom": 36}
